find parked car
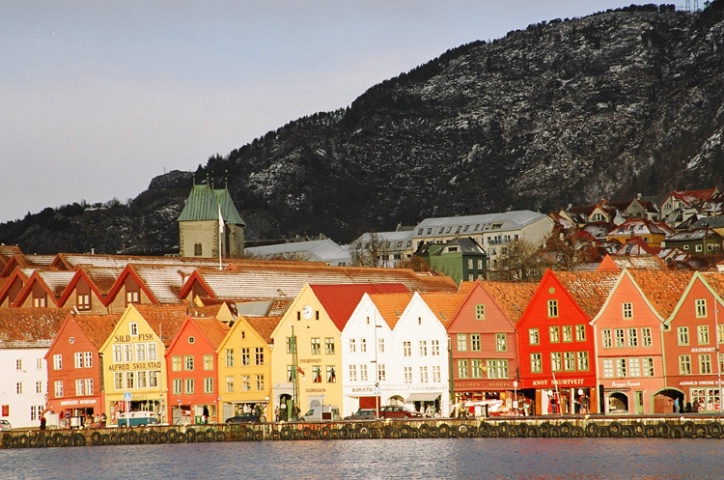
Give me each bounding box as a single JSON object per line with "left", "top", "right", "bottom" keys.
{"left": 378, "top": 405, "right": 423, "bottom": 419}
{"left": 299, "top": 405, "right": 341, "bottom": 422}
{"left": 344, "top": 408, "right": 377, "bottom": 420}
{"left": 225, "top": 413, "right": 261, "bottom": 424}
{"left": 0, "top": 419, "right": 11, "bottom": 431}
{"left": 117, "top": 411, "right": 160, "bottom": 427}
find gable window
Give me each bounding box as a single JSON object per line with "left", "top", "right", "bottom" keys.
{"left": 695, "top": 299, "right": 707, "bottom": 318}
{"left": 126, "top": 290, "right": 139, "bottom": 305}
{"left": 241, "top": 348, "right": 250, "bottom": 366}
{"left": 615, "top": 329, "right": 625, "bottom": 347}
{"left": 431, "top": 339, "right": 439, "bottom": 356}
{"left": 325, "top": 338, "right": 335, "bottom": 355}
{"left": 403, "top": 341, "right": 412, "bottom": 356}
{"left": 470, "top": 334, "right": 481, "bottom": 351}
{"left": 602, "top": 329, "right": 612, "bottom": 348}
{"left": 129, "top": 323, "right": 138, "bottom": 337}
{"left": 172, "top": 356, "right": 182, "bottom": 372}
{"left": 679, "top": 355, "right": 691, "bottom": 375}
{"left": 33, "top": 295, "right": 47, "bottom": 308}
{"left": 551, "top": 352, "right": 562, "bottom": 372}
{"left": 53, "top": 354, "right": 62, "bottom": 370}
{"left": 627, "top": 328, "right": 638, "bottom": 347}
{"left": 562, "top": 325, "right": 573, "bottom": 342}
{"left": 529, "top": 328, "right": 540, "bottom": 345}
{"left": 419, "top": 340, "right": 428, "bottom": 356}
{"left": 547, "top": 300, "right": 559, "bottom": 318}
{"left": 697, "top": 325, "right": 710, "bottom": 345}
{"left": 255, "top": 347, "right": 264, "bottom": 366}
{"left": 225, "top": 349, "right": 234, "bottom": 367}
{"left": 475, "top": 304, "right": 485, "bottom": 320}
{"left": 349, "top": 338, "right": 356, "bottom": 353}
{"left": 575, "top": 324, "right": 586, "bottom": 342}
{"left": 77, "top": 293, "right": 91, "bottom": 311}
{"left": 622, "top": 302, "right": 633, "bottom": 319}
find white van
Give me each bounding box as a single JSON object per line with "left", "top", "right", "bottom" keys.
{"left": 299, "top": 405, "right": 341, "bottom": 422}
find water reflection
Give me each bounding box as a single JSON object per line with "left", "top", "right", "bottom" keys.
{"left": 1, "top": 438, "right": 720, "bottom": 480}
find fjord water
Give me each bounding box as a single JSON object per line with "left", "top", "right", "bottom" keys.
{"left": 1, "top": 438, "right": 720, "bottom": 480}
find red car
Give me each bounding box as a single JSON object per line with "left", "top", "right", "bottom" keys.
{"left": 378, "top": 405, "right": 423, "bottom": 419}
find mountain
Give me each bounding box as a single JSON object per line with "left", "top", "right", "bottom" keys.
{"left": 2, "top": 3, "right": 724, "bottom": 254}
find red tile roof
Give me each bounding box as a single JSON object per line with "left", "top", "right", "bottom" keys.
{"left": 0, "top": 308, "right": 70, "bottom": 344}
{"left": 246, "top": 316, "right": 283, "bottom": 344}
{"left": 478, "top": 280, "right": 538, "bottom": 324}
{"left": 555, "top": 270, "right": 620, "bottom": 318}
{"left": 368, "top": 292, "right": 413, "bottom": 330}
{"left": 75, "top": 314, "right": 123, "bottom": 348}
{"left": 627, "top": 270, "right": 693, "bottom": 318}
{"left": 311, "top": 283, "right": 409, "bottom": 331}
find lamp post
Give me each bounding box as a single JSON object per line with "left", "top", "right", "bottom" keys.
{"left": 370, "top": 316, "right": 383, "bottom": 418}
{"left": 715, "top": 290, "right": 722, "bottom": 414}
{"left": 291, "top": 325, "right": 299, "bottom": 420}
{"left": 513, "top": 380, "right": 518, "bottom": 416}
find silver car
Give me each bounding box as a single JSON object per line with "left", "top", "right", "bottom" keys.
{"left": 0, "top": 419, "right": 11, "bottom": 431}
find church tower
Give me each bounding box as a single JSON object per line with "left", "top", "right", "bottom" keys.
{"left": 177, "top": 179, "right": 245, "bottom": 258}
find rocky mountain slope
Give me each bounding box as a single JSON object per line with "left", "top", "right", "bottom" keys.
{"left": 2, "top": 3, "right": 724, "bottom": 254}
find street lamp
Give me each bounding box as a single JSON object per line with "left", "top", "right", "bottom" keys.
{"left": 370, "top": 317, "right": 383, "bottom": 418}
{"left": 513, "top": 381, "right": 518, "bottom": 416}
{"left": 291, "top": 325, "right": 299, "bottom": 420}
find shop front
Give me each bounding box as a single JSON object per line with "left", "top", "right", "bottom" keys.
{"left": 530, "top": 377, "right": 597, "bottom": 415}
{"left": 48, "top": 396, "right": 103, "bottom": 428}
{"left": 221, "top": 398, "right": 268, "bottom": 422}
{"left": 454, "top": 379, "right": 524, "bottom": 417}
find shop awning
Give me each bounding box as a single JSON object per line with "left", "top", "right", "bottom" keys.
{"left": 406, "top": 392, "right": 440, "bottom": 402}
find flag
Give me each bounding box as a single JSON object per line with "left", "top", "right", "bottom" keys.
{"left": 218, "top": 204, "right": 225, "bottom": 233}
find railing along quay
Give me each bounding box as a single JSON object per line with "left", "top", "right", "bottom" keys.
{"left": 2, "top": 415, "right": 723, "bottom": 449}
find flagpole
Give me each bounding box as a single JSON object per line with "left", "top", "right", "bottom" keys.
{"left": 552, "top": 370, "right": 560, "bottom": 414}
{"left": 218, "top": 204, "right": 224, "bottom": 271}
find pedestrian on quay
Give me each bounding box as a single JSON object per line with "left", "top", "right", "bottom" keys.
{"left": 693, "top": 399, "right": 700, "bottom": 412}
{"left": 275, "top": 405, "right": 280, "bottom": 422}
{"left": 40, "top": 415, "right": 47, "bottom": 430}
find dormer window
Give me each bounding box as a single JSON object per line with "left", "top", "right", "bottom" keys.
{"left": 77, "top": 293, "right": 91, "bottom": 311}
{"left": 126, "top": 290, "right": 139, "bottom": 305}
{"left": 33, "top": 295, "right": 47, "bottom": 308}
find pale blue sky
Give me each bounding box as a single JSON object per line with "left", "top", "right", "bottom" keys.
{"left": 0, "top": 1, "right": 659, "bottom": 223}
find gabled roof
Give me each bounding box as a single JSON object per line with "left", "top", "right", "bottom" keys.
{"left": 12, "top": 270, "right": 77, "bottom": 307}
{"left": 51, "top": 252, "right": 223, "bottom": 271}
{"left": 368, "top": 292, "right": 413, "bottom": 330}
{"left": 246, "top": 316, "right": 283, "bottom": 344}
{"left": 555, "top": 270, "right": 620, "bottom": 318}
{"left": 666, "top": 228, "right": 723, "bottom": 242}
{"left": 615, "top": 237, "right": 658, "bottom": 256}
{"left": 477, "top": 280, "right": 537, "bottom": 324}
{"left": 131, "top": 304, "right": 194, "bottom": 347}
{"left": 167, "top": 316, "right": 230, "bottom": 353}
{"left": 0, "top": 308, "right": 69, "bottom": 346}
{"left": 75, "top": 314, "right": 123, "bottom": 349}
{"left": 607, "top": 218, "right": 673, "bottom": 237}
{"left": 0, "top": 268, "right": 31, "bottom": 305}
{"left": 418, "top": 291, "right": 468, "bottom": 326}
{"left": 626, "top": 269, "right": 693, "bottom": 319}
{"left": 57, "top": 265, "right": 123, "bottom": 307}
{"left": 177, "top": 183, "right": 245, "bottom": 225}
{"left": 311, "top": 283, "right": 409, "bottom": 331}
{"left": 414, "top": 210, "right": 549, "bottom": 238}
{"left": 245, "top": 239, "right": 351, "bottom": 265}
{"left": 609, "top": 254, "right": 668, "bottom": 271}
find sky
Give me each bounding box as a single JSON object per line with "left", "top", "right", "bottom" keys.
{"left": 0, "top": 1, "right": 662, "bottom": 223}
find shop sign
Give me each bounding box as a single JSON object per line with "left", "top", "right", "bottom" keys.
{"left": 108, "top": 361, "right": 162, "bottom": 371}
{"left": 351, "top": 386, "right": 373, "bottom": 393}
{"left": 114, "top": 333, "right": 154, "bottom": 342}
{"left": 680, "top": 380, "right": 718, "bottom": 386}
{"left": 299, "top": 358, "right": 321, "bottom": 364}
{"left": 306, "top": 387, "right": 326, "bottom": 393}
{"left": 611, "top": 380, "right": 641, "bottom": 388}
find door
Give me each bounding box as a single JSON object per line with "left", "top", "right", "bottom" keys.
{"left": 635, "top": 390, "right": 644, "bottom": 414}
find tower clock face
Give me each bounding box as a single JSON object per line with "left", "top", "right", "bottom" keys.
{"left": 302, "top": 305, "right": 313, "bottom": 319}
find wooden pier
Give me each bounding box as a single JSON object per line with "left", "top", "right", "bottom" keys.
{"left": 2, "top": 415, "right": 723, "bottom": 448}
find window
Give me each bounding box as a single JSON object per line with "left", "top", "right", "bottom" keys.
{"left": 695, "top": 299, "right": 707, "bottom": 318}
{"left": 349, "top": 338, "right": 356, "bottom": 353}
{"left": 379, "top": 338, "right": 386, "bottom": 354}
{"left": 404, "top": 366, "right": 412, "bottom": 383}
{"left": 114, "top": 373, "right": 123, "bottom": 390}
{"left": 225, "top": 349, "right": 234, "bottom": 367}
{"left": 642, "top": 357, "right": 654, "bottom": 377}
{"left": 679, "top": 355, "right": 692, "bottom": 375}
{"left": 126, "top": 372, "right": 135, "bottom": 389}
{"left": 37, "top": 358, "right": 43, "bottom": 369}
{"left": 349, "top": 365, "right": 358, "bottom": 382}
{"left": 129, "top": 322, "right": 138, "bottom": 337}
{"left": 564, "top": 352, "right": 576, "bottom": 371}
{"left": 74, "top": 352, "right": 83, "bottom": 369}
{"left": 225, "top": 376, "right": 234, "bottom": 393}
{"left": 719, "top": 324, "right": 724, "bottom": 344}
{"left": 136, "top": 343, "right": 146, "bottom": 362}
{"left": 549, "top": 326, "right": 560, "bottom": 343}
{"left": 204, "top": 377, "right": 214, "bottom": 394}
{"left": 602, "top": 329, "right": 612, "bottom": 348}
{"left": 575, "top": 325, "right": 586, "bottom": 342}
{"left": 677, "top": 326, "right": 690, "bottom": 346}
{"left": 36, "top": 381, "right": 43, "bottom": 394}
{"left": 75, "top": 379, "right": 84, "bottom": 396}
{"left": 124, "top": 344, "right": 133, "bottom": 362}
{"left": 204, "top": 354, "right": 213, "bottom": 370}
{"left": 603, "top": 359, "right": 614, "bottom": 378}
{"left": 458, "top": 360, "right": 469, "bottom": 378}
{"left": 551, "top": 352, "right": 562, "bottom": 372}
{"left": 16, "top": 382, "right": 23, "bottom": 394}
{"left": 256, "top": 375, "right": 264, "bottom": 391}
{"left": 470, "top": 334, "right": 481, "bottom": 351}
{"left": 33, "top": 296, "right": 47, "bottom": 308}
{"left": 360, "top": 338, "right": 367, "bottom": 353}
{"left": 311, "top": 338, "right": 321, "bottom": 355}
{"left": 431, "top": 340, "right": 439, "bottom": 356}
{"left": 475, "top": 304, "right": 485, "bottom": 320}
{"left": 241, "top": 348, "right": 250, "bottom": 366}
{"left": 562, "top": 326, "right": 573, "bottom": 342}
{"left": 378, "top": 364, "right": 386, "bottom": 382}
{"left": 616, "top": 358, "right": 627, "bottom": 377}
{"left": 172, "top": 379, "right": 182, "bottom": 394}
{"left": 286, "top": 337, "right": 296, "bottom": 354}
{"left": 622, "top": 302, "right": 633, "bottom": 319}
{"left": 419, "top": 340, "right": 428, "bottom": 356}
{"left": 628, "top": 358, "right": 641, "bottom": 377}
{"left": 627, "top": 328, "right": 638, "bottom": 347}
{"left": 529, "top": 328, "right": 540, "bottom": 345}
{"left": 312, "top": 365, "right": 322, "bottom": 383}
{"left": 77, "top": 293, "right": 91, "bottom": 311}
{"left": 577, "top": 351, "right": 589, "bottom": 371}
{"left": 642, "top": 328, "right": 652, "bottom": 347}
{"left": 486, "top": 359, "right": 509, "bottom": 379}
{"left": 530, "top": 353, "right": 542, "bottom": 373}
{"left": 471, "top": 359, "right": 483, "bottom": 378}
{"left": 54, "top": 380, "right": 63, "bottom": 397}
{"left": 53, "top": 354, "right": 62, "bottom": 370}
{"left": 31, "top": 405, "right": 43, "bottom": 422}
{"left": 137, "top": 372, "right": 146, "bottom": 389}
{"left": 547, "top": 300, "right": 559, "bottom": 318}
{"left": 360, "top": 364, "right": 368, "bottom": 382}
{"left": 149, "top": 371, "right": 159, "bottom": 388}
{"left": 403, "top": 341, "right": 412, "bottom": 357}
{"left": 456, "top": 334, "right": 467, "bottom": 352}
{"left": 126, "top": 290, "right": 139, "bottom": 305}
{"left": 615, "top": 329, "right": 625, "bottom": 348}
{"left": 325, "top": 338, "right": 335, "bottom": 355}
{"left": 419, "top": 366, "right": 429, "bottom": 383}
{"left": 255, "top": 347, "right": 264, "bottom": 365}
{"left": 699, "top": 354, "right": 712, "bottom": 374}
{"left": 171, "top": 356, "right": 182, "bottom": 372}
{"left": 697, "top": 325, "right": 710, "bottom": 345}
{"left": 194, "top": 243, "right": 203, "bottom": 256}
{"left": 495, "top": 333, "right": 507, "bottom": 352}
{"left": 242, "top": 375, "right": 251, "bottom": 391}
{"left": 326, "top": 366, "right": 336, "bottom": 383}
